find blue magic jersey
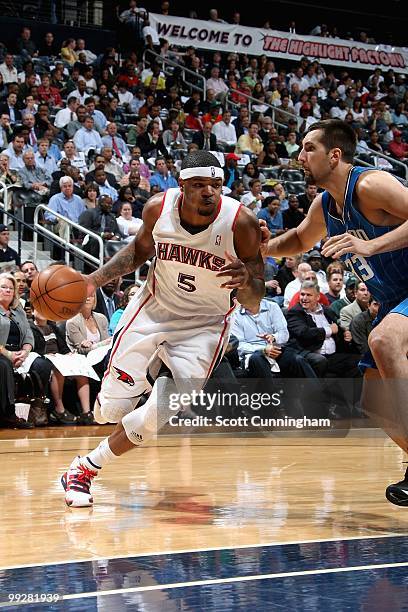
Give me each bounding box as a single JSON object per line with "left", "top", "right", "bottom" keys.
{"left": 321, "top": 166, "right": 408, "bottom": 306}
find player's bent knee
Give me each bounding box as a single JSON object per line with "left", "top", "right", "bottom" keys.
{"left": 99, "top": 397, "right": 137, "bottom": 424}
{"left": 368, "top": 328, "right": 396, "bottom": 359}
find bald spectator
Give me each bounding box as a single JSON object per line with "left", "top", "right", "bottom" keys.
{"left": 283, "top": 262, "right": 312, "bottom": 308}
{"left": 192, "top": 121, "right": 218, "bottom": 151}
{"left": 22, "top": 113, "right": 39, "bottom": 148}
{"left": 101, "top": 123, "right": 129, "bottom": 160}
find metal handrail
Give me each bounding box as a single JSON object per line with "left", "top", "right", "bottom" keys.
{"left": 0, "top": 180, "right": 9, "bottom": 225}
{"left": 142, "top": 48, "right": 207, "bottom": 100}
{"left": 33, "top": 205, "right": 104, "bottom": 269}
{"left": 225, "top": 88, "right": 302, "bottom": 131}
{"left": 364, "top": 146, "right": 408, "bottom": 179}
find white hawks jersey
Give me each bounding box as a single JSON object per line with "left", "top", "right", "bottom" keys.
{"left": 147, "top": 187, "right": 242, "bottom": 316}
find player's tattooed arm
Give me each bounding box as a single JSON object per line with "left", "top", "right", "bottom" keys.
{"left": 217, "top": 206, "right": 265, "bottom": 311}
{"left": 87, "top": 194, "right": 163, "bottom": 290}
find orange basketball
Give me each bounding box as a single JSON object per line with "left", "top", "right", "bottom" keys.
{"left": 30, "top": 265, "right": 87, "bottom": 321}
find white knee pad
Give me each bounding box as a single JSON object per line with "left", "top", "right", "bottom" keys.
{"left": 94, "top": 394, "right": 139, "bottom": 424}
{"left": 122, "top": 376, "right": 177, "bottom": 446}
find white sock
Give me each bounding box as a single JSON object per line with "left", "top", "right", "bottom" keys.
{"left": 84, "top": 438, "right": 117, "bottom": 470}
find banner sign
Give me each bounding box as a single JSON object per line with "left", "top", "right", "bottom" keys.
{"left": 149, "top": 13, "right": 408, "bottom": 74}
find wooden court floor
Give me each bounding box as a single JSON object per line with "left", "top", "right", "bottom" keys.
{"left": 1, "top": 424, "right": 408, "bottom": 570}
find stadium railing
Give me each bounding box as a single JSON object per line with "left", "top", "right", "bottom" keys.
{"left": 142, "top": 48, "right": 207, "bottom": 100}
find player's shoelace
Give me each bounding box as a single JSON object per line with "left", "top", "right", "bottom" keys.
{"left": 66, "top": 464, "right": 97, "bottom": 494}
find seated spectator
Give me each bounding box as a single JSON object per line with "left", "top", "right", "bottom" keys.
{"left": 242, "top": 162, "right": 266, "bottom": 191}
{"left": 0, "top": 153, "right": 21, "bottom": 208}
{"left": 37, "top": 74, "right": 62, "bottom": 108}
{"left": 35, "top": 139, "right": 58, "bottom": 175}
{"left": 82, "top": 181, "right": 100, "bottom": 209}
{"left": 136, "top": 120, "right": 167, "bottom": 159}
{"left": 22, "top": 113, "right": 40, "bottom": 148}
{"left": 100, "top": 146, "right": 124, "bottom": 182}
{"left": 20, "top": 261, "right": 38, "bottom": 288}
{"left": 273, "top": 182, "right": 289, "bottom": 211}
{"left": 229, "top": 179, "right": 245, "bottom": 201}
{"left": 201, "top": 101, "right": 223, "bottom": 126}
{"left": 0, "top": 54, "right": 18, "bottom": 85}
{"left": 0, "top": 114, "right": 13, "bottom": 150}
{"left": 94, "top": 281, "right": 121, "bottom": 322}
{"left": 91, "top": 168, "right": 118, "bottom": 200}
{"left": 66, "top": 104, "right": 88, "bottom": 139}
{"left": 121, "top": 159, "right": 150, "bottom": 191}
{"left": 38, "top": 32, "right": 59, "bottom": 59}
{"left": 275, "top": 255, "right": 300, "bottom": 293}
{"left": 3, "top": 133, "right": 26, "bottom": 171}
{"left": 30, "top": 310, "right": 84, "bottom": 425}
{"left": 192, "top": 121, "right": 218, "bottom": 151}
{"left": 109, "top": 284, "right": 138, "bottom": 335}
{"left": 162, "top": 119, "right": 187, "bottom": 153}
{"left": 0, "top": 224, "right": 20, "bottom": 268}
{"left": 283, "top": 262, "right": 312, "bottom": 308}
{"left": 79, "top": 195, "right": 123, "bottom": 257}
{"left": 18, "top": 150, "right": 51, "bottom": 197}
{"left": 60, "top": 140, "right": 88, "bottom": 176}
{"left": 85, "top": 96, "right": 108, "bottom": 132}
{"left": 258, "top": 141, "right": 281, "bottom": 167}
{"left": 257, "top": 196, "right": 285, "bottom": 236}
{"left": 86, "top": 153, "right": 118, "bottom": 188}
{"left": 240, "top": 179, "right": 268, "bottom": 213}
{"left": 235, "top": 122, "right": 264, "bottom": 156}
{"left": 223, "top": 153, "right": 240, "bottom": 190}
{"left": 285, "top": 131, "right": 300, "bottom": 157}
{"left": 283, "top": 194, "right": 305, "bottom": 229}
{"left": 297, "top": 182, "right": 318, "bottom": 215}
{"left": 61, "top": 38, "right": 78, "bottom": 67}
{"left": 101, "top": 122, "right": 129, "bottom": 162}
{"left": 288, "top": 271, "right": 330, "bottom": 309}
{"left": 54, "top": 96, "right": 79, "bottom": 130}
{"left": 185, "top": 105, "right": 204, "bottom": 131}
{"left": 0, "top": 272, "right": 52, "bottom": 429}
{"left": 0, "top": 92, "right": 21, "bottom": 125}
{"left": 325, "top": 269, "right": 345, "bottom": 305}
{"left": 339, "top": 281, "right": 370, "bottom": 330}
{"left": 304, "top": 249, "right": 329, "bottom": 293}
{"left": 115, "top": 176, "right": 148, "bottom": 217}
{"left": 230, "top": 297, "right": 318, "bottom": 379}
{"left": 44, "top": 176, "right": 86, "bottom": 236}
{"left": 387, "top": 130, "right": 408, "bottom": 162}
{"left": 115, "top": 201, "right": 143, "bottom": 243}
{"left": 149, "top": 157, "right": 178, "bottom": 192}
{"left": 286, "top": 281, "right": 361, "bottom": 378}
{"left": 73, "top": 115, "right": 103, "bottom": 155}
{"left": 350, "top": 297, "right": 380, "bottom": 355}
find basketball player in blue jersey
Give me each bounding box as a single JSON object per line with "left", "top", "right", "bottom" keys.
{"left": 261, "top": 119, "right": 408, "bottom": 506}
{"left": 61, "top": 151, "right": 265, "bottom": 507}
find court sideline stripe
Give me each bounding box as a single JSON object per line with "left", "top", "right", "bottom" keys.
{"left": 0, "top": 533, "right": 406, "bottom": 571}
{"left": 3, "top": 560, "right": 408, "bottom": 606}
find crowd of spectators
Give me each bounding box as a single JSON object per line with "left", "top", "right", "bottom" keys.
{"left": 0, "top": 11, "right": 407, "bottom": 428}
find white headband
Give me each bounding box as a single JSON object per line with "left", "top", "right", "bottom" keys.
{"left": 179, "top": 166, "right": 224, "bottom": 181}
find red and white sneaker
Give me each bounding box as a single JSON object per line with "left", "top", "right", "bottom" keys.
{"left": 61, "top": 456, "right": 98, "bottom": 507}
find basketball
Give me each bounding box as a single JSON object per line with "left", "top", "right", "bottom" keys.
{"left": 29, "top": 265, "right": 87, "bottom": 321}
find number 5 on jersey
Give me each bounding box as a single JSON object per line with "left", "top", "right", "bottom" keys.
{"left": 178, "top": 272, "right": 196, "bottom": 292}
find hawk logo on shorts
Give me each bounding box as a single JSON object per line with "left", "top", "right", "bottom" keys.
{"left": 113, "top": 367, "right": 135, "bottom": 386}
{"left": 211, "top": 166, "right": 216, "bottom": 177}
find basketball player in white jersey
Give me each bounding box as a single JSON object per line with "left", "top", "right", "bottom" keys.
{"left": 62, "top": 151, "right": 265, "bottom": 507}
